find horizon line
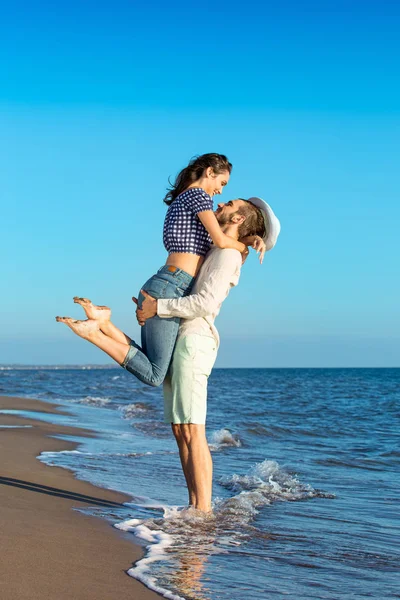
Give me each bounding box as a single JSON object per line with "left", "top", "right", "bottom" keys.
{"left": 1, "top": 364, "right": 399, "bottom": 370}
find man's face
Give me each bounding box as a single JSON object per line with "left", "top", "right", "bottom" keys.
{"left": 215, "top": 199, "right": 246, "bottom": 224}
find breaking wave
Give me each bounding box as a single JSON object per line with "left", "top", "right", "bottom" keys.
{"left": 208, "top": 428, "right": 242, "bottom": 451}
{"left": 119, "top": 402, "right": 153, "bottom": 419}
{"left": 69, "top": 396, "right": 112, "bottom": 407}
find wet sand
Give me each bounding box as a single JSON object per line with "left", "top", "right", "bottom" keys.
{"left": 0, "top": 395, "right": 160, "bottom": 600}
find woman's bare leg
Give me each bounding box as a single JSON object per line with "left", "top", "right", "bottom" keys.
{"left": 73, "top": 297, "right": 132, "bottom": 345}
{"left": 73, "top": 297, "right": 111, "bottom": 322}
{"left": 55, "top": 317, "right": 130, "bottom": 365}
{"left": 100, "top": 320, "right": 132, "bottom": 345}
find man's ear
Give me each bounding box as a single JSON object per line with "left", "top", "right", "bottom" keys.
{"left": 232, "top": 213, "right": 246, "bottom": 225}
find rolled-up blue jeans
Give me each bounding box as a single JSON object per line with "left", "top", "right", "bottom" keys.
{"left": 121, "top": 266, "right": 194, "bottom": 387}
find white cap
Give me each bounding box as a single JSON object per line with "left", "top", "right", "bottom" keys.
{"left": 246, "top": 197, "right": 281, "bottom": 251}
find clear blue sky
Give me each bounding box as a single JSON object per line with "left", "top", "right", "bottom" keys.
{"left": 1, "top": 1, "right": 399, "bottom": 367}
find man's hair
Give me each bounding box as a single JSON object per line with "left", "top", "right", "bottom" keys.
{"left": 236, "top": 200, "right": 266, "bottom": 239}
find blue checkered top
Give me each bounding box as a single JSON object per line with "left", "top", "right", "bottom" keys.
{"left": 163, "top": 188, "right": 213, "bottom": 256}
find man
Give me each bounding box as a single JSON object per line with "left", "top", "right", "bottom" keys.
{"left": 136, "top": 197, "right": 280, "bottom": 512}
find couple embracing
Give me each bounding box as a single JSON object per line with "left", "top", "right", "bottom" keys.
{"left": 57, "top": 153, "right": 280, "bottom": 512}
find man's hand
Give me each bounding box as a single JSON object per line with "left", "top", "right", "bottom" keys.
{"left": 132, "top": 290, "right": 157, "bottom": 326}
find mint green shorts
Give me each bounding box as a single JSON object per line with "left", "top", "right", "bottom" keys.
{"left": 163, "top": 334, "right": 218, "bottom": 424}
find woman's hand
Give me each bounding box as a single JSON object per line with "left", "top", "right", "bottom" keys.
{"left": 239, "top": 235, "right": 266, "bottom": 264}
{"left": 252, "top": 235, "right": 266, "bottom": 264}
{"left": 241, "top": 247, "right": 250, "bottom": 265}
{"left": 132, "top": 290, "right": 157, "bottom": 326}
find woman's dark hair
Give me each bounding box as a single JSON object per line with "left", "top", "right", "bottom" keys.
{"left": 163, "top": 153, "right": 232, "bottom": 205}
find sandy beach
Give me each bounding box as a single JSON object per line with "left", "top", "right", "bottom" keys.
{"left": 0, "top": 395, "right": 160, "bottom": 600}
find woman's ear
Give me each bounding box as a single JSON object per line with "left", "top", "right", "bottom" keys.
{"left": 206, "top": 167, "right": 214, "bottom": 178}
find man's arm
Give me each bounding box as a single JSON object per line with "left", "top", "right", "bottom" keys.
{"left": 157, "top": 268, "right": 236, "bottom": 319}
{"left": 135, "top": 250, "right": 241, "bottom": 324}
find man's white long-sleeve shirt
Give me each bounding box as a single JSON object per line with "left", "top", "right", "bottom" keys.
{"left": 157, "top": 247, "right": 242, "bottom": 348}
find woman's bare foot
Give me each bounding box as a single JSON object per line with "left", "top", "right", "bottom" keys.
{"left": 73, "top": 297, "right": 111, "bottom": 322}
{"left": 55, "top": 317, "right": 100, "bottom": 339}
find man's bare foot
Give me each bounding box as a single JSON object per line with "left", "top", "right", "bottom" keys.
{"left": 73, "top": 297, "right": 111, "bottom": 322}
{"left": 55, "top": 317, "right": 100, "bottom": 339}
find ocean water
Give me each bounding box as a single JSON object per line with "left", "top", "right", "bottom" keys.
{"left": 1, "top": 366, "right": 399, "bottom": 599}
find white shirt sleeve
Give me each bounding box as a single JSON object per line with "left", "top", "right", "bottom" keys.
{"left": 157, "top": 250, "right": 241, "bottom": 320}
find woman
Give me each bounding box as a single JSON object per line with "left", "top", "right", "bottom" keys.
{"left": 56, "top": 153, "right": 265, "bottom": 384}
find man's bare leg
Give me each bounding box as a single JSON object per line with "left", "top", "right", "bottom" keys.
{"left": 172, "top": 424, "right": 196, "bottom": 507}
{"left": 55, "top": 317, "right": 130, "bottom": 365}
{"left": 73, "top": 297, "right": 132, "bottom": 345}
{"left": 180, "top": 424, "right": 213, "bottom": 513}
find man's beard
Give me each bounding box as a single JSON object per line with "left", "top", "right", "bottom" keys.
{"left": 216, "top": 213, "right": 236, "bottom": 225}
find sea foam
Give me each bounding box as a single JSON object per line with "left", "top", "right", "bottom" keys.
{"left": 119, "top": 402, "right": 153, "bottom": 419}
{"left": 208, "top": 428, "right": 242, "bottom": 451}
{"left": 219, "top": 459, "right": 334, "bottom": 504}
{"left": 115, "top": 519, "right": 184, "bottom": 600}
{"left": 115, "top": 459, "right": 333, "bottom": 600}
{"left": 0, "top": 425, "right": 33, "bottom": 428}
{"left": 70, "top": 396, "right": 111, "bottom": 407}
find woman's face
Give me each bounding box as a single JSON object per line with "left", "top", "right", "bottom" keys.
{"left": 204, "top": 169, "right": 230, "bottom": 197}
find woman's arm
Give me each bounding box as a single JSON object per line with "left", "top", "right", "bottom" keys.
{"left": 239, "top": 235, "right": 266, "bottom": 264}
{"left": 198, "top": 210, "right": 246, "bottom": 254}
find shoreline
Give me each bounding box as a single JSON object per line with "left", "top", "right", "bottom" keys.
{"left": 0, "top": 395, "right": 160, "bottom": 600}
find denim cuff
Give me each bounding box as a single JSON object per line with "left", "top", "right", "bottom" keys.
{"left": 121, "top": 342, "right": 139, "bottom": 368}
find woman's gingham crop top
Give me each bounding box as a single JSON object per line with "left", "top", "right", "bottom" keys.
{"left": 163, "top": 188, "right": 213, "bottom": 256}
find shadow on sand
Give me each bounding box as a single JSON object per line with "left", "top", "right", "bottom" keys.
{"left": 0, "top": 475, "right": 126, "bottom": 507}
